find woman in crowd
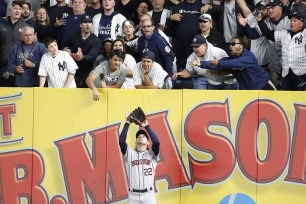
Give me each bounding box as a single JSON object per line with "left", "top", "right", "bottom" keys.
{"left": 112, "top": 38, "right": 136, "bottom": 89}
{"left": 121, "top": 19, "right": 139, "bottom": 59}
{"left": 198, "top": 13, "right": 228, "bottom": 52}
{"left": 33, "top": 6, "right": 56, "bottom": 42}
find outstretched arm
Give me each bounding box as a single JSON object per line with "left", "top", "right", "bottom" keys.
{"left": 145, "top": 125, "right": 160, "bottom": 156}
{"left": 119, "top": 113, "right": 133, "bottom": 155}
{"left": 119, "top": 123, "right": 129, "bottom": 155}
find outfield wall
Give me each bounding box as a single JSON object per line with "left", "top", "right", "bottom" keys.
{"left": 0, "top": 88, "right": 306, "bottom": 204}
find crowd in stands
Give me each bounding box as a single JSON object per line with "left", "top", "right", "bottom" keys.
{"left": 0, "top": 0, "right": 306, "bottom": 93}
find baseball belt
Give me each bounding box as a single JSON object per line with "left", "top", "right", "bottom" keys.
{"left": 129, "top": 187, "right": 153, "bottom": 193}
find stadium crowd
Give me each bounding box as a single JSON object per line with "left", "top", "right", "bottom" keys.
{"left": 0, "top": 0, "right": 306, "bottom": 92}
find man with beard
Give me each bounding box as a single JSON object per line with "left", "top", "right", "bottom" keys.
{"left": 194, "top": 36, "right": 276, "bottom": 90}
{"left": 63, "top": 15, "right": 101, "bottom": 87}
{"left": 86, "top": 50, "right": 128, "bottom": 101}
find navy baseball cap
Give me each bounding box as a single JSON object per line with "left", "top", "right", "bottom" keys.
{"left": 102, "top": 37, "right": 113, "bottom": 44}
{"left": 136, "top": 130, "right": 149, "bottom": 140}
{"left": 142, "top": 51, "right": 155, "bottom": 61}
{"left": 81, "top": 15, "right": 93, "bottom": 23}
{"left": 190, "top": 34, "right": 207, "bottom": 47}
{"left": 266, "top": 0, "right": 282, "bottom": 7}
{"left": 289, "top": 12, "right": 304, "bottom": 22}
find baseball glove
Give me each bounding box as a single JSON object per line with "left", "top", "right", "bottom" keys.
{"left": 130, "top": 107, "right": 147, "bottom": 125}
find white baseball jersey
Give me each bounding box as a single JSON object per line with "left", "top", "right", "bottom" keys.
{"left": 133, "top": 62, "right": 168, "bottom": 89}
{"left": 121, "top": 54, "right": 137, "bottom": 89}
{"left": 124, "top": 146, "right": 159, "bottom": 190}
{"left": 274, "top": 29, "right": 306, "bottom": 77}
{"left": 38, "top": 50, "right": 78, "bottom": 88}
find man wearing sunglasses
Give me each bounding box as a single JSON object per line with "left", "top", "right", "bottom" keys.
{"left": 194, "top": 36, "right": 276, "bottom": 90}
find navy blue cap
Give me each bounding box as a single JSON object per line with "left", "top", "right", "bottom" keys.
{"left": 190, "top": 34, "right": 207, "bottom": 46}
{"left": 81, "top": 15, "right": 93, "bottom": 23}
{"left": 142, "top": 51, "right": 155, "bottom": 61}
{"left": 136, "top": 130, "right": 149, "bottom": 140}
{"left": 289, "top": 12, "right": 304, "bottom": 22}
{"left": 266, "top": 0, "right": 282, "bottom": 7}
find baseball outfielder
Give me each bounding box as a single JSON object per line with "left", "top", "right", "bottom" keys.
{"left": 119, "top": 108, "right": 160, "bottom": 204}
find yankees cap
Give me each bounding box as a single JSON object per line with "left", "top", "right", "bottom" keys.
{"left": 136, "top": 130, "right": 149, "bottom": 140}
{"left": 289, "top": 12, "right": 304, "bottom": 22}
{"left": 142, "top": 51, "right": 155, "bottom": 61}
{"left": 81, "top": 15, "right": 93, "bottom": 23}
{"left": 190, "top": 34, "right": 207, "bottom": 47}
{"left": 266, "top": 0, "right": 282, "bottom": 7}
{"left": 199, "top": 13, "right": 212, "bottom": 22}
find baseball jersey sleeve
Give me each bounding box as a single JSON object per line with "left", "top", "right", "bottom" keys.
{"left": 38, "top": 54, "right": 49, "bottom": 77}
{"left": 64, "top": 52, "right": 78, "bottom": 74}
{"left": 133, "top": 63, "right": 143, "bottom": 85}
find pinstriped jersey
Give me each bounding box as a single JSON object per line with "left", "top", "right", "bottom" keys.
{"left": 274, "top": 29, "right": 306, "bottom": 77}
{"left": 124, "top": 146, "right": 159, "bottom": 189}
{"left": 133, "top": 62, "right": 168, "bottom": 89}
{"left": 38, "top": 50, "right": 78, "bottom": 88}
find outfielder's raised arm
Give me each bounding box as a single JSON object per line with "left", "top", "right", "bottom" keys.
{"left": 144, "top": 125, "right": 160, "bottom": 156}
{"left": 119, "top": 123, "right": 129, "bottom": 155}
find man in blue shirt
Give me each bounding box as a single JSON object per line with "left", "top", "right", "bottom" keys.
{"left": 194, "top": 36, "right": 276, "bottom": 90}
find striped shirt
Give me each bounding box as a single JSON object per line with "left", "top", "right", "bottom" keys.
{"left": 133, "top": 62, "right": 168, "bottom": 89}
{"left": 274, "top": 29, "right": 306, "bottom": 77}
{"left": 38, "top": 50, "right": 78, "bottom": 88}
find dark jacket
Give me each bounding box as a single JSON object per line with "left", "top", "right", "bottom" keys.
{"left": 210, "top": 1, "right": 245, "bottom": 40}
{"left": 137, "top": 28, "right": 174, "bottom": 74}
{"left": 8, "top": 41, "right": 46, "bottom": 87}
{"left": 0, "top": 18, "right": 13, "bottom": 69}
{"left": 65, "top": 32, "right": 101, "bottom": 74}
{"left": 200, "top": 49, "right": 270, "bottom": 90}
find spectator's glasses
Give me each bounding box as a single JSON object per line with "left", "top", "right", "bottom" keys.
{"left": 230, "top": 42, "right": 242, "bottom": 46}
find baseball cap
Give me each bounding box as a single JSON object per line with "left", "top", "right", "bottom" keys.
{"left": 199, "top": 13, "right": 212, "bottom": 22}
{"left": 142, "top": 51, "right": 155, "bottom": 61}
{"left": 136, "top": 130, "right": 149, "bottom": 140}
{"left": 289, "top": 12, "right": 304, "bottom": 22}
{"left": 266, "top": 0, "right": 282, "bottom": 7}
{"left": 81, "top": 15, "right": 93, "bottom": 23}
{"left": 255, "top": 1, "right": 268, "bottom": 8}
{"left": 190, "top": 34, "right": 207, "bottom": 47}
{"left": 122, "top": 19, "right": 135, "bottom": 28}
{"left": 102, "top": 37, "right": 113, "bottom": 44}
{"left": 11, "top": 1, "right": 23, "bottom": 8}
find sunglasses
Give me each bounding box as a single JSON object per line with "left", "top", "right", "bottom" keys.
{"left": 230, "top": 42, "right": 242, "bottom": 46}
